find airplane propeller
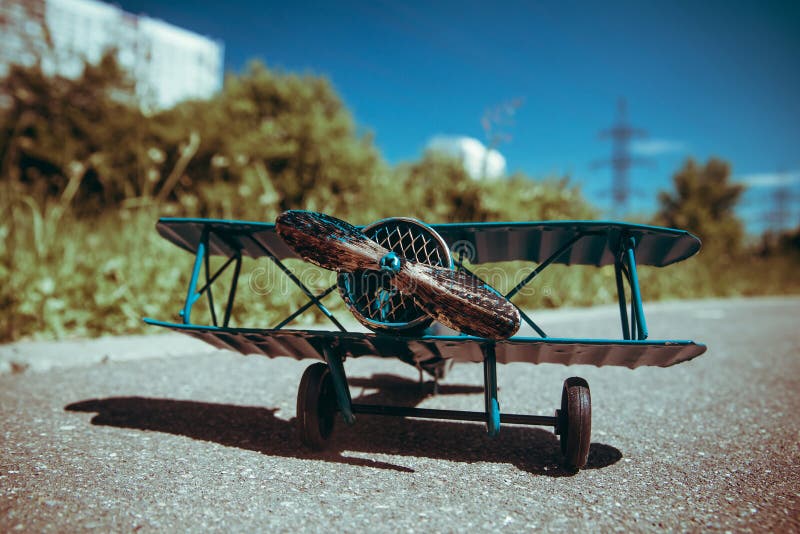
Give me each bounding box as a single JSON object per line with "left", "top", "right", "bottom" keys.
{"left": 276, "top": 210, "right": 521, "bottom": 340}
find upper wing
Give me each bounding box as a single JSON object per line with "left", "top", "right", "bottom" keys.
{"left": 155, "top": 217, "right": 297, "bottom": 260}
{"left": 156, "top": 218, "right": 701, "bottom": 267}
{"left": 430, "top": 221, "right": 701, "bottom": 267}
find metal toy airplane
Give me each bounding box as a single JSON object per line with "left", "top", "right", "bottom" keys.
{"left": 144, "top": 210, "right": 706, "bottom": 469}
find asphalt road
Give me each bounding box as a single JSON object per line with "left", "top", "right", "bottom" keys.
{"left": 1, "top": 297, "right": 798, "bottom": 532}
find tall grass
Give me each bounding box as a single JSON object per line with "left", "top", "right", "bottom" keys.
{"left": 2, "top": 184, "right": 798, "bottom": 343}
{"left": 0, "top": 184, "right": 349, "bottom": 341}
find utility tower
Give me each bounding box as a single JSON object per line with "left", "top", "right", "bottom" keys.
{"left": 768, "top": 185, "right": 791, "bottom": 230}
{"left": 762, "top": 171, "right": 798, "bottom": 231}
{"left": 593, "top": 98, "right": 650, "bottom": 214}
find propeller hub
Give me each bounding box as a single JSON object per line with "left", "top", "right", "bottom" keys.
{"left": 379, "top": 252, "right": 402, "bottom": 274}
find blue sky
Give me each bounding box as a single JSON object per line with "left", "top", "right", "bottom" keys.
{"left": 117, "top": 0, "right": 800, "bottom": 231}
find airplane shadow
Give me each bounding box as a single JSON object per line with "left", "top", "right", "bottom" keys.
{"left": 65, "top": 374, "right": 622, "bottom": 477}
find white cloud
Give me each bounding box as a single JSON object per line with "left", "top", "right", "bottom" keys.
{"left": 426, "top": 135, "right": 506, "bottom": 180}
{"left": 631, "top": 139, "right": 686, "bottom": 156}
{"left": 736, "top": 171, "right": 800, "bottom": 188}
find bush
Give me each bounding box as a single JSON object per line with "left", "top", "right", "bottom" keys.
{"left": 1, "top": 57, "right": 798, "bottom": 343}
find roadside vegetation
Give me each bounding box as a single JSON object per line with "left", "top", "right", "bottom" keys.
{"left": 1, "top": 54, "right": 798, "bottom": 342}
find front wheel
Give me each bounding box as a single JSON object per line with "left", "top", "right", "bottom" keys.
{"left": 556, "top": 377, "right": 591, "bottom": 469}
{"left": 297, "top": 362, "right": 337, "bottom": 451}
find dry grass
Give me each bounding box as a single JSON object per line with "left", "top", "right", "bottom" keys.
{"left": 2, "top": 188, "right": 798, "bottom": 342}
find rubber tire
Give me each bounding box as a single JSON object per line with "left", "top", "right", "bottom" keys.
{"left": 558, "top": 377, "right": 591, "bottom": 470}
{"left": 297, "top": 362, "right": 337, "bottom": 451}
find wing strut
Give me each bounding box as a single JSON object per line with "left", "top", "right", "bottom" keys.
{"left": 179, "top": 228, "right": 244, "bottom": 328}
{"left": 452, "top": 232, "right": 592, "bottom": 339}
{"left": 245, "top": 235, "right": 347, "bottom": 332}
{"left": 175, "top": 223, "right": 347, "bottom": 331}
{"left": 614, "top": 236, "right": 648, "bottom": 340}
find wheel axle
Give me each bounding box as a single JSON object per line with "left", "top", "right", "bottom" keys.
{"left": 296, "top": 362, "right": 592, "bottom": 470}
{"left": 350, "top": 404, "right": 557, "bottom": 427}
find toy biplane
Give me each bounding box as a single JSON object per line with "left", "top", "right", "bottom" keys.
{"left": 144, "top": 211, "right": 706, "bottom": 469}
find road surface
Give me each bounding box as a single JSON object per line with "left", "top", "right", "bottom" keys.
{"left": 1, "top": 297, "right": 798, "bottom": 531}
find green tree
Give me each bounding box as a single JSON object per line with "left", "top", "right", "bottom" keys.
{"left": 0, "top": 51, "right": 143, "bottom": 212}
{"left": 394, "top": 152, "right": 489, "bottom": 222}
{"left": 758, "top": 226, "right": 800, "bottom": 257}
{"left": 655, "top": 158, "right": 745, "bottom": 257}
{"left": 392, "top": 152, "right": 597, "bottom": 223}
{"left": 482, "top": 173, "right": 597, "bottom": 221}
{"left": 151, "top": 61, "right": 384, "bottom": 221}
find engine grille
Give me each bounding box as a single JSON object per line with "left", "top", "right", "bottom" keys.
{"left": 338, "top": 217, "right": 452, "bottom": 333}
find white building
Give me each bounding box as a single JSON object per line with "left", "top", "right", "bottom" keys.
{"left": 0, "top": 0, "right": 224, "bottom": 110}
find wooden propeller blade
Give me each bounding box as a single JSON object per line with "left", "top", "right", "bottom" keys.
{"left": 276, "top": 210, "right": 387, "bottom": 272}
{"left": 393, "top": 262, "right": 521, "bottom": 340}
{"left": 275, "top": 210, "right": 521, "bottom": 339}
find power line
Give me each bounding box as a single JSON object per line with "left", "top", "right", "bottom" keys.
{"left": 767, "top": 185, "right": 791, "bottom": 230}
{"left": 760, "top": 171, "right": 800, "bottom": 231}
{"left": 592, "top": 98, "right": 650, "bottom": 214}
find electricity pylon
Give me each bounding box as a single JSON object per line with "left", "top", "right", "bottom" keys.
{"left": 592, "top": 98, "right": 651, "bottom": 215}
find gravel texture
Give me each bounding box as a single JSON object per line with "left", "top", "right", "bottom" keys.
{"left": 0, "top": 334, "right": 215, "bottom": 376}
{"left": 1, "top": 296, "right": 798, "bottom": 532}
